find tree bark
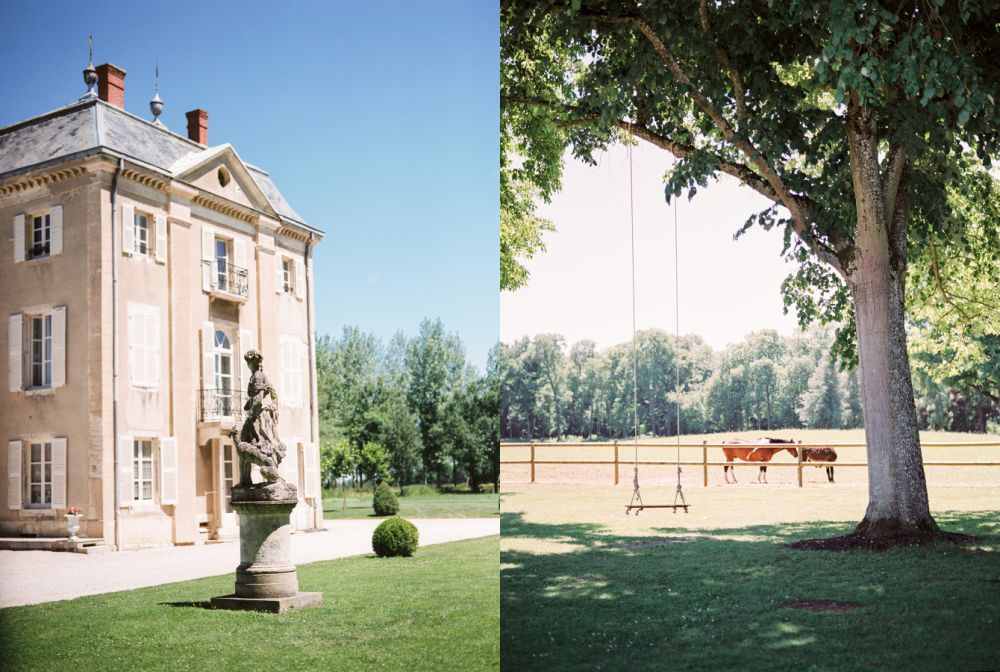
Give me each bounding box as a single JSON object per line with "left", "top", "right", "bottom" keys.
{"left": 846, "top": 103, "right": 937, "bottom": 537}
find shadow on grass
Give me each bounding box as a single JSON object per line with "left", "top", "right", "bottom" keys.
{"left": 500, "top": 511, "right": 1000, "bottom": 672}
{"left": 157, "top": 601, "right": 213, "bottom": 610}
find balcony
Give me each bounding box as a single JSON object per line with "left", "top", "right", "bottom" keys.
{"left": 203, "top": 260, "right": 249, "bottom": 302}
{"left": 199, "top": 388, "right": 245, "bottom": 424}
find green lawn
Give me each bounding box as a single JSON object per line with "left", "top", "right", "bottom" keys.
{"left": 501, "top": 485, "right": 1000, "bottom": 671}
{"left": 1, "top": 536, "right": 500, "bottom": 672}
{"left": 323, "top": 490, "right": 500, "bottom": 519}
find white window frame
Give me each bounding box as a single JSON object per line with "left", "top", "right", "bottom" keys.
{"left": 214, "top": 329, "right": 236, "bottom": 418}
{"left": 29, "top": 314, "right": 53, "bottom": 389}
{"left": 282, "top": 257, "right": 293, "bottom": 294}
{"left": 29, "top": 212, "right": 51, "bottom": 259}
{"left": 215, "top": 237, "right": 232, "bottom": 292}
{"left": 132, "top": 438, "right": 156, "bottom": 506}
{"left": 133, "top": 211, "right": 151, "bottom": 256}
{"left": 26, "top": 440, "right": 53, "bottom": 508}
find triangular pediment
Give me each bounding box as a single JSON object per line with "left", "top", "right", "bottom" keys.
{"left": 170, "top": 144, "right": 275, "bottom": 215}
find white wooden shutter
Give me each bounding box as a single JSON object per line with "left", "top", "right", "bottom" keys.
{"left": 51, "top": 306, "right": 66, "bottom": 389}
{"left": 303, "top": 442, "right": 319, "bottom": 499}
{"left": 119, "top": 436, "right": 133, "bottom": 507}
{"left": 240, "top": 328, "right": 256, "bottom": 391}
{"left": 274, "top": 254, "right": 284, "bottom": 294}
{"left": 50, "top": 437, "right": 67, "bottom": 509}
{"left": 154, "top": 214, "right": 167, "bottom": 264}
{"left": 159, "top": 437, "right": 178, "bottom": 505}
{"left": 13, "top": 213, "right": 25, "bottom": 263}
{"left": 122, "top": 203, "right": 134, "bottom": 255}
{"left": 201, "top": 229, "right": 215, "bottom": 291}
{"left": 298, "top": 339, "right": 308, "bottom": 407}
{"left": 7, "top": 440, "right": 22, "bottom": 510}
{"left": 294, "top": 258, "right": 305, "bottom": 300}
{"left": 8, "top": 313, "right": 22, "bottom": 392}
{"left": 50, "top": 206, "right": 63, "bottom": 256}
{"left": 201, "top": 322, "right": 215, "bottom": 391}
{"left": 233, "top": 238, "right": 247, "bottom": 272}
{"left": 148, "top": 309, "right": 160, "bottom": 387}
{"left": 127, "top": 311, "right": 138, "bottom": 386}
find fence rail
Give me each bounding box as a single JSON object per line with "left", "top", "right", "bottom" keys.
{"left": 499, "top": 440, "right": 1000, "bottom": 487}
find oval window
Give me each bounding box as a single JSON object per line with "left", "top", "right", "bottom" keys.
{"left": 217, "top": 167, "right": 231, "bottom": 187}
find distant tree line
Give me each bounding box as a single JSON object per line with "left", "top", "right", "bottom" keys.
{"left": 500, "top": 327, "right": 998, "bottom": 441}
{"left": 317, "top": 318, "right": 499, "bottom": 491}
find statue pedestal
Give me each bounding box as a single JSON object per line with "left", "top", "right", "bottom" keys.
{"left": 210, "top": 484, "right": 322, "bottom": 614}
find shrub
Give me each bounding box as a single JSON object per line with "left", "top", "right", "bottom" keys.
{"left": 372, "top": 482, "right": 400, "bottom": 516}
{"left": 372, "top": 517, "right": 419, "bottom": 557}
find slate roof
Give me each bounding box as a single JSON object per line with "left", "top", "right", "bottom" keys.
{"left": 0, "top": 98, "right": 314, "bottom": 232}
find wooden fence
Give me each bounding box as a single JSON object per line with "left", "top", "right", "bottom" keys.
{"left": 499, "top": 440, "right": 1000, "bottom": 487}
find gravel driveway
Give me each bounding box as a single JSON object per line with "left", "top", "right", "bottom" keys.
{"left": 0, "top": 517, "right": 499, "bottom": 608}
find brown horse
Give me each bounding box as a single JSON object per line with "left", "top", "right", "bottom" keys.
{"left": 721, "top": 438, "right": 798, "bottom": 484}
{"left": 802, "top": 447, "right": 838, "bottom": 482}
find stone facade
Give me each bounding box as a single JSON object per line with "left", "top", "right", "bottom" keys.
{"left": 0, "top": 73, "right": 324, "bottom": 549}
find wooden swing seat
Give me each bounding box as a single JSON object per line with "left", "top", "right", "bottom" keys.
{"left": 625, "top": 503, "right": 689, "bottom": 514}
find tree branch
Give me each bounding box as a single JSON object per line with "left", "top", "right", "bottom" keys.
{"left": 699, "top": 0, "right": 748, "bottom": 121}
{"left": 883, "top": 142, "right": 907, "bottom": 224}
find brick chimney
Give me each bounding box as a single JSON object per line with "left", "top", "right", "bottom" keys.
{"left": 185, "top": 109, "right": 209, "bottom": 145}
{"left": 96, "top": 63, "right": 126, "bottom": 109}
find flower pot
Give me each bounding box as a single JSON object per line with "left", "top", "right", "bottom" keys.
{"left": 64, "top": 514, "right": 81, "bottom": 541}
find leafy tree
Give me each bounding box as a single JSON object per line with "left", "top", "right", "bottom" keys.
{"left": 320, "top": 439, "right": 357, "bottom": 489}
{"left": 359, "top": 441, "right": 392, "bottom": 486}
{"left": 406, "top": 318, "right": 465, "bottom": 483}
{"left": 502, "top": 1, "right": 1000, "bottom": 541}
{"left": 798, "top": 355, "right": 844, "bottom": 429}
{"left": 501, "top": 176, "right": 555, "bottom": 290}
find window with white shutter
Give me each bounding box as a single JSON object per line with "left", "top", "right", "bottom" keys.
{"left": 295, "top": 258, "right": 306, "bottom": 300}
{"left": 49, "top": 205, "right": 63, "bottom": 256}
{"left": 13, "top": 213, "right": 25, "bottom": 263}
{"left": 128, "top": 303, "right": 160, "bottom": 388}
{"left": 7, "top": 440, "right": 22, "bottom": 510}
{"left": 280, "top": 335, "right": 303, "bottom": 407}
{"left": 201, "top": 228, "right": 215, "bottom": 292}
{"left": 50, "top": 437, "right": 67, "bottom": 509}
{"left": 118, "top": 436, "right": 133, "bottom": 507}
{"left": 159, "top": 437, "right": 178, "bottom": 505}
{"left": 122, "top": 203, "right": 134, "bottom": 255}
{"left": 8, "top": 314, "right": 22, "bottom": 392}
{"left": 154, "top": 214, "right": 167, "bottom": 264}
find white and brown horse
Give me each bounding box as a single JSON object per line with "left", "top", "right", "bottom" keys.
{"left": 721, "top": 438, "right": 798, "bottom": 484}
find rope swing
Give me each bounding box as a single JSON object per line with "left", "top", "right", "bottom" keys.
{"left": 624, "top": 142, "right": 689, "bottom": 515}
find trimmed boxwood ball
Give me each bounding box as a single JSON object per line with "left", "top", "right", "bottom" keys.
{"left": 372, "top": 482, "right": 400, "bottom": 516}
{"left": 372, "top": 517, "right": 419, "bottom": 557}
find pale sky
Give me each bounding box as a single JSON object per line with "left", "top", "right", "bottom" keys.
{"left": 501, "top": 141, "right": 802, "bottom": 351}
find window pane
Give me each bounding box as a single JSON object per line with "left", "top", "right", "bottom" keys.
{"left": 31, "top": 443, "right": 40, "bottom": 461}
{"left": 31, "top": 464, "right": 41, "bottom": 482}
{"left": 45, "top": 443, "right": 51, "bottom": 460}
{"left": 32, "top": 317, "right": 41, "bottom": 340}
{"left": 45, "top": 464, "right": 51, "bottom": 481}
{"left": 143, "top": 462, "right": 152, "bottom": 479}
{"left": 143, "top": 482, "right": 152, "bottom": 500}
{"left": 224, "top": 462, "right": 232, "bottom": 479}
{"left": 133, "top": 482, "right": 139, "bottom": 500}
{"left": 44, "top": 484, "right": 51, "bottom": 503}
{"left": 31, "top": 485, "right": 41, "bottom": 504}
{"left": 44, "top": 315, "right": 51, "bottom": 338}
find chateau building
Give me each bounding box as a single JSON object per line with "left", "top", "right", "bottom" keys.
{"left": 0, "top": 59, "right": 324, "bottom": 548}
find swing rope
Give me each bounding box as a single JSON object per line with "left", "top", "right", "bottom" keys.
{"left": 624, "top": 141, "right": 688, "bottom": 515}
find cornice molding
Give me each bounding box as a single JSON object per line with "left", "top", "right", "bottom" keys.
{"left": 0, "top": 165, "right": 89, "bottom": 198}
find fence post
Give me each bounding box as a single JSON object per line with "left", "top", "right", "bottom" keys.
{"left": 614, "top": 440, "right": 620, "bottom": 485}
{"left": 702, "top": 440, "right": 708, "bottom": 487}
{"left": 530, "top": 441, "right": 536, "bottom": 484}
{"left": 797, "top": 440, "right": 803, "bottom": 488}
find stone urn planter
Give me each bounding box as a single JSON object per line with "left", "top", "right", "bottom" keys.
{"left": 64, "top": 514, "right": 82, "bottom": 540}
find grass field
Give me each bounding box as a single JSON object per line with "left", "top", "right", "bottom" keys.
{"left": 501, "top": 429, "right": 1000, "bottom": 487}
{"left": 1, "top": 535, "right": 500, "bottom": 672}
{"left": 500, "top": 472, "right": 1000, "bottom": 670}
{"left": 323, "top": 489, "right": 501, "bottom": 519}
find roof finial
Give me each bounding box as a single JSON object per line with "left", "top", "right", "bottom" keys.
{"left": 149, "top": 62, "right": 165, "bottom": 126}
{"left": 82, "top": 35, "right": 98, "bottom": 98}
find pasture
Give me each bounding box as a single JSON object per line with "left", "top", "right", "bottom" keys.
{"left": 323, "top": 488, "right": 501, "bottom": 519}
{"left": 501, "top": 429, "right": 1000, "bottom": 488}
{"left": 500, "top": 430, "right": 1000, "bottom": 671}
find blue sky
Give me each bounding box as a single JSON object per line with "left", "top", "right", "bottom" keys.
{"left": 0, "top": 1, "right": 499, "bottom": 370}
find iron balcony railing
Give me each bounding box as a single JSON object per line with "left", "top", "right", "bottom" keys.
{"left": 199, "top": 388, "right": 245, "bottom": 422}
{"left": 203, "top": 260, "right": 250, "bottom": 299}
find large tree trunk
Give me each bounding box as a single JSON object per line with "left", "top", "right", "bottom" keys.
{"left": 846, "top": 103, "right": 937, "bottom": 538}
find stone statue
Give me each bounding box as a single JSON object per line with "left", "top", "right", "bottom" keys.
{"left": 231, "top": 349, "right": 287, "bottom": 487}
